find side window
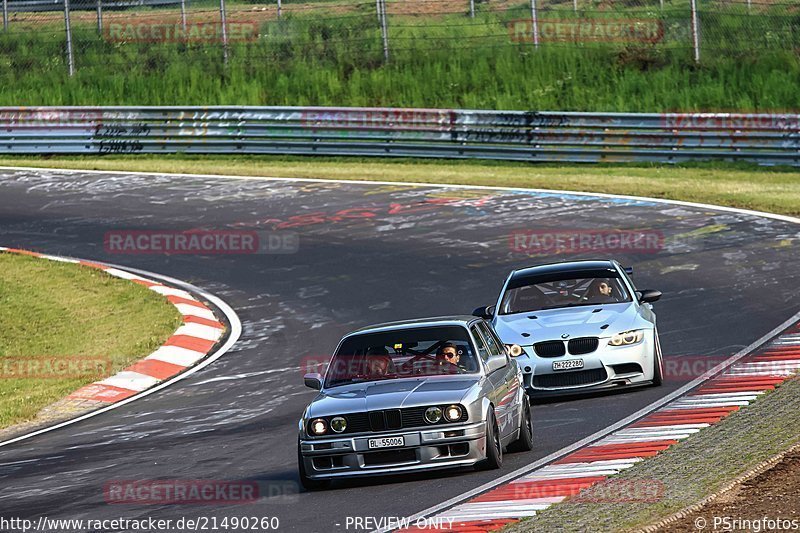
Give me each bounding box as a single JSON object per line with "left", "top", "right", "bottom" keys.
{"left": 485, "top": 324, "right": 508, "bottom": 356}
{"left": 470, "top": 326, "right": 490, "bottom": 362}
{"left": 478, "top": 322, "right": 504, "bottom": 357}
{"left": 620, "top": 266, "right": 637, "bottom": 291}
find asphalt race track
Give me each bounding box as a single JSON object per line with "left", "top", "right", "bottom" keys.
{"left": 0, "top": 168, "right": 799, "bottom": 532}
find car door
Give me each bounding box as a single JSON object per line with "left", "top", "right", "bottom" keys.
{"left": 475, "top": 321, "right": 516, "bottom": 439}
{"left": 470, "top": 324, "right": 504, "bottom": 429}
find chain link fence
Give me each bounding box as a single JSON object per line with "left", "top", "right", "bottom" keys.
{"left": 0, "top": 0, "right": 797, "bottom": 78}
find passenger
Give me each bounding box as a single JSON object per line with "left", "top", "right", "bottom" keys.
{"left": 366, "top": 346, "right": 393, "bottom": 377}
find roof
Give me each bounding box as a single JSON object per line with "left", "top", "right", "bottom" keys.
{"left": 349, "top": 315, "right": 479, "bottom": 336}
{"left": 509, "top": 260, "right": 618, "bottom": 281}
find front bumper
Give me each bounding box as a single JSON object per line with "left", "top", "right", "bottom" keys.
{"left": 516, "top": 333, "right": 656, "bottom": 396}
{"left": 299, "top": 421, "right": 486, "bottom": 480}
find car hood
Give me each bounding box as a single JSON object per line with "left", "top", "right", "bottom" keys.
{"left": 493, "top": 302, "right": 639, "bottom": 344}
{"left": 307, "top": 376, "right": 481, "bottom": 418}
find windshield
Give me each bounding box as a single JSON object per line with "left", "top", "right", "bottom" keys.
{"left": 324, "top": 325, "right": 479, "bottom": 388}
{"left": 500, "top": 272, "right": 631, "bottom": 315}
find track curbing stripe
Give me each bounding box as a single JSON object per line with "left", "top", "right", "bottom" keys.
{"left": 0, "top": 248, "right": 240, "bottom": 447}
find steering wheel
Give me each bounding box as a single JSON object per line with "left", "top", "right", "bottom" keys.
{"left": 400, "top": 353, "right": 437, "bottom": 372}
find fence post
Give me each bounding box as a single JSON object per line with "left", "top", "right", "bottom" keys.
{"left": 63, "top": 0, "right": 75, "bottom": 76}
{"left": 277, "top": 0, "right": 281, "bottom": 18}
{"left": 180, "top": 0, "right": 187, "bottom": 34}
{"left": 96, "top": 0, "right": 103, "bottom": 33}
{"left": 469, "top": 0, "right": 474, "bottom": 18}
{"left": 573, "top": 0, "right": 577, "bottom": 13}
{"left": 379, "top": 0, "right": 389, "bottom": 62}
{"left": 219, "top": 0, "right": 229, "bottom": 66}
{"left": 3, "top": 0, "right": 8, "bottom": 32}
{"left": 690, "top": 0, "right": 700, "bottom": 63}
{"left": 529, "top": 0, "right": 539, "bottom": 48}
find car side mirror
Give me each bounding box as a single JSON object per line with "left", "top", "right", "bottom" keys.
{"left": 472, "top": 305, "right": 496, "bottom": 320}
{"left": 485, "top": 354, "right": 507, "bottom": 374}
{"left": 638, "top": 289, "right": 661, "bottom": 303}
{"left": 304, "top": 372, "right": 323, "bottom": 390}
{"left": 624, "top": 266, "right": 634, "bottom": 275}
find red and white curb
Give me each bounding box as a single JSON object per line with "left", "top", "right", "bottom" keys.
{"left": 0, "top": 247, "right": 241, "bottom": 448}
{"left": 394, "top": 318, "right": 800, "bottom": 533}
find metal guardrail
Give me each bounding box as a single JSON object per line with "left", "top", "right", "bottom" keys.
{"left": 1, "top": 107, "right": 798, "bottom": 165}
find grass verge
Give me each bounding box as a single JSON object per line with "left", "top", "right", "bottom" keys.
{"left": 0, "top": 252, "right": 182, "bottom": 429}
{"left": 503, "top": 376, "right": 800, "bottom": 532}
{"left": 1, "top": 2, "right": 798, "bottom": 110}
{"left": 2, "top": 156, "right": 800, "bottom": 217}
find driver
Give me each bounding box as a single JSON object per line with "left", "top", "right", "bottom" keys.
{"left": 435, "top": 342, "right": 464, "bottom": 373}
{"left": 584, "top": 278, "right": 616, "bottom": 303}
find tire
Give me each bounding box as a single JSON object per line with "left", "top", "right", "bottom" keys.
{"left": 507, "top": 397, "right": 534, "bottom": 453}
{"left": 298, "top": 441, "right": 330, "bottom": 491}
{"left": 652, "top": 329, "right": 664, "bottom": 387}
{"left": 476, "top": 410, "right": 503, "bottom": 470}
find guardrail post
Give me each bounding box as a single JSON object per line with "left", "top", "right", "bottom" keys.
{"left": 219, "top": 0, "right": 229, "bottom": 66}
{"left": 63, "top": 0, "right": 75, "bottom": 76}
{"left": 379, "top": 0, "right": 389, "bottom": 62}
{"left": 690, "top": 0, "right": 700, "bottom": 63}
{"left": 2, "top": 0, "right": 8, "bottom": 32}
{"left": 96, "top": 0, "right": 103, "bottom": 33}
{"left": 180, "top": 0, "right": 187, "bottom": 34}
{"left": 529, "top": 0, "right": 539, "bottom": 48}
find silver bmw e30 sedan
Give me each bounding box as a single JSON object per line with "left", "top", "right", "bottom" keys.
{"left": 298, "top": 316, "right": 533, "bottom": 490}
{"left": 474, "top": 260, "right": 664, "bottom": 398}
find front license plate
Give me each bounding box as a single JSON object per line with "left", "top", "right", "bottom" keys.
{"left": 368, "top": 436, "right": 405, "bottom": 449}
{"left": 553, "top": 359, "right": 584, "bottom": 371}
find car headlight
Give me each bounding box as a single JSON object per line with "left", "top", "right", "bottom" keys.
{"left": 425, "top": 406, "right": 442, "bottom": 424}
{"left": 444, "top": 404, "right": 462, "bottom": 422}
{"left": 506, "top": 344, "right": 524, "bottom": 357}
{"left": 330, "top": 416, "right": 347, "bottom": 433}
{"left": 608, "top": 329, "right": 645, "bottom": 346}
{"left": 310, "top": 418, "right": 328, "bottom": 435}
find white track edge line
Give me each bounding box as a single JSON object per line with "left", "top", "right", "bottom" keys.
{"left": 0, "top": 258, "right": 242, "bottom": 449}
{"left": 373, "top": 308, "right": 800, "bottom": 533}
{"left": 0, "top": 165, "right": 798, "bottom": 225}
